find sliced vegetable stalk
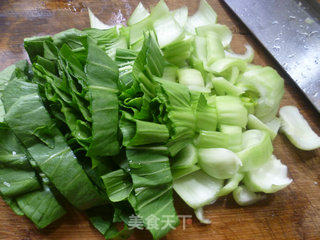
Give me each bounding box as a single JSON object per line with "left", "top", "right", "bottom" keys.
{"left": 173, "top": 170, "right": 223, "bottom": 209}
{"left": 172, "top": 144, "right": 198, "bottom": 169}
{"left": 279, "top": 106, "right": 320, "bottom": 150}
{"left": 218, "top": 173, "right": 244, "bottom": 197}
{"left": 233, "top": 185, "right": 265, "bottom": 206}
{"left": 185, "top": 0, "right": 217, "bottom": 34}
{"left": 224, "top": 44, "right": 254, "bottom": 63}
{"left": 198, "top": 148, "right": 242, "bottom": 179}
{"left": 195, "top": 127, "right": 242, "bottom": 153}
{"left": 244, "top": 155, "right": 292, "bottom": 193}
{"left": 247, "top": 114, "right": 280, "bottom": 140}
{"left": 88, "top": 8, "right": 113, "bottom": 29}
{"left": 120, "top": 111, "right": 169, "bottom": 147}
{"left": 237, "top": 130, "right": 273, "bottom": 172}
{"left": 173, "top": 170, "right": 222, "bottom": 224}
{"left": 216, "top": 96, "right": 248, "bottom": 128}
{"left": 237, "top": 66, "right": 284, "bottom": 122}
{"left": 128, "top": 2, "right": 150, "bottom": 26}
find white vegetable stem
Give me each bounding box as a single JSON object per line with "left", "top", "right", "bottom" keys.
{"left": 233, "top": 185, "right": 265, "bottom": 206}
{"left": 88, "top": 8, "right": 112, "bottom": 30}
{"left": 198, "top": 148, "right": 242, "bottom": 179}
{"left": 244, "top": 155, "right": 292, "bottom": 193}
{"left": 195, "top": 207, "right": 211, "bottom": 224}
{"left": 279, "top": 106, "right": 320, "bottom": 150}
{"left": 173, "top": 170, "right": 223, "bottom": 209}
{"left": 127, "top": 2, "right": 150, "bottom": 26}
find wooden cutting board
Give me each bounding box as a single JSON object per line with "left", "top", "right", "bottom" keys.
{"left": 0, "top": 0, "right": 320, "bottom": 239}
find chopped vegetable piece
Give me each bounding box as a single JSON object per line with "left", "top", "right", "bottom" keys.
{"left": 198, "top": 148, "right": 242, "bottom": 179}
{"left": 237, "top": 130, "right": 273, "bottom": 171}
{"left": 279, "top": 106, "right": 320, "bottom": 150}
{"left": 225, "top": 44, "right": 254, "bottom": 63}
{"left": 247, "top": 114, "right": 279, "bottom": 140}
{"left": 233, "top": 185, "right": 265, "bottom": 206}
{"left": 173, "top": 170, "right": 223, "bottom": 209}
{"left": 244, "top": 155, "right": 292, "bottom": 193}
{"left": 128, "top": 2, "right": 150, "bottom": 26}
{"left": 186, "top": 0, "right": 217, "bottom": 34}
{"left": 172, "top": 144, "right": 198, "bottom": 169}
{"left": 195, "top": 207, "right": 211, "bottom": 224}
{"left": 88, "top": 8, "right": 112, "bottom": 30}
{"left": 177, "top": 68, "right": 204, "bottom": 87}
{"left": 218, "top": 173, "right": 244, "bottom": 197}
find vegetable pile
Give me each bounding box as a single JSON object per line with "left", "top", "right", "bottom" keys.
{"left": 1, "top": 0, "right": 320, "bottom": 239}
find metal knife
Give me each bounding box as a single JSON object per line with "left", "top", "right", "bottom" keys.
{"left": 222, "top": 0, "right": 320, "bottom": 112}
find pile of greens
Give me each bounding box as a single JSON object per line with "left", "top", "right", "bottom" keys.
{"left": 1, "top": 0, "right": 319, "bottom": 239}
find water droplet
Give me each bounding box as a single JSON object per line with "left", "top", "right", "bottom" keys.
{"left": 309, "top": 31, "right": 318, "bottom": 37}
{"left": 314, "top": 181, "right": 318, "bottom": 185}
{"left": 287, "top": 54, "right": 295, "bottom": 58}
{"left": 289, "top": 16, "right": 296, "bottom": 20}
{"left": 12, "top": 151, "right": 16, "bottom": 156}
{"left": 3, "top": 182, "right": 11, "bottom": 187}
{"left": 272, "top": 20, "right": 279, "bottom": 25}
{"left": 272, "top": 45, "right": 281, "bottom": 51}
{"left": 305, "top": 17, "right": 314, "bottom": 24}
{"left": 274, "top": 37, "right": 281, "bottom": 43}
{"left": 303, "top": 45, "right": 309, "bottom": 49}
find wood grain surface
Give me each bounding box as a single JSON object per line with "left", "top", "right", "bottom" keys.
{"left": 0, "top": 0, "right": 320, "bottom": 239}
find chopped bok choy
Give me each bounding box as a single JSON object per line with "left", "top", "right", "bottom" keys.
{"left": 279, "top": 106, "right": 320, "bottom": 150}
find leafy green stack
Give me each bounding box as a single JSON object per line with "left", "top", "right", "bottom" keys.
{"left": 1, "top": 0, "right": 320, "bottom": 239}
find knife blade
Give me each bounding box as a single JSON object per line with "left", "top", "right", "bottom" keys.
{"left": 222, "top": 0, "right": 320, "bottom": 112}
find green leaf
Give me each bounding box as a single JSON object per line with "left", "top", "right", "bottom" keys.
{"left": 3, "top": 79, "right": 54, "bottom": 148}
{"left": 134, "top": 185, "right": 179, "bottom": 239}
{"left": 126, "top": 147, "right": 172, "bottom": 188}
{"left": 16, "top": 189, "right": 66, "bottom": 229}
{"left": 101, "top": 169, "right": 133, "bottom": 202}
{"left": 4, "top": 78, "right": 105, "bottom": 210}
{"left": 1, "top": 196, "right": 24, "bottom": 216}
{"left": 0, "top": 128, "right": 41, "bottom": 198}
{"left": 86, "top": 37, "right": 120, "bottom": 157}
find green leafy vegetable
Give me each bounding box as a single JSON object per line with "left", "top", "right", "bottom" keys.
{"left": 3, "top": 75, "right": 104, "bottom": 210}
{"left": 1, "top": 0, "right": 313, "bottom": 239}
